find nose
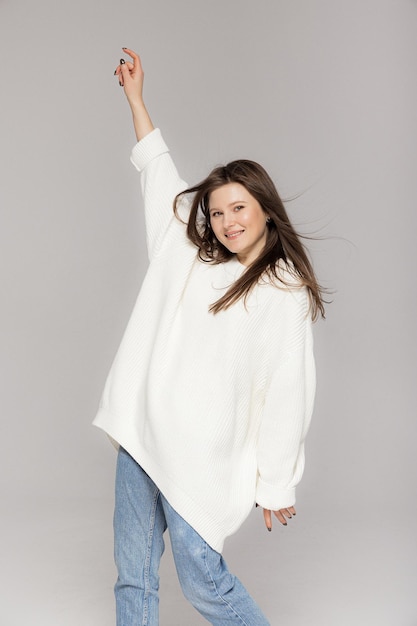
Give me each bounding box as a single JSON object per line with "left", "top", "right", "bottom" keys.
{"left": 223, "top": 210, "right": 236, "bottom": 230}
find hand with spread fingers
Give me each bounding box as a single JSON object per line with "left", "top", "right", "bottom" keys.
{"left": 114, "top": 48, "right": 154, "bottom": 141}
{"left": 262, "top": 506, "right": 296, "bottom": 531}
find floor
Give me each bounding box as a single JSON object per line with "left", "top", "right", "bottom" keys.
{"left": 2, "top": 496, "right": 415, "bottom": 626}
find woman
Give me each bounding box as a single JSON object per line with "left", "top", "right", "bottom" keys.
{"left": 94, "top": 48, "right": 324, "bottom": 625}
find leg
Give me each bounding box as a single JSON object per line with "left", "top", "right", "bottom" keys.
{"left": 114, "top": 447, "right": 167, "bottom": 626}
{"left": 161, "top": 495, "right": 270, "bottom": 626}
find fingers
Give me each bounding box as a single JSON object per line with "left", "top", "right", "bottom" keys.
{"left": 118, "top": 47, "right": 142, "bottom": 76}
{"left": 263, "top": 509, "right": 272, "bottom": 532}
{"left": 114, "top": 59, "right": 132, "bottom": 87}
{"left": 114, "top": 59, "right": 123, "bottom": 84}
{"left": 274, "top": 509, "right": 289, "bottom": 525}
{"left": 121, "top": 47, "right": 141, "bottom": 67}
{"left": 119, "top": 59, "right": 129, "bottom": 87}
{"left": 114, "top": 61, "right": 134, "bottom": 85}
{"left": 114, "top": 48, "right": 144, "bottom": 97}
{"left": 274, "top": 506, "right": 296, "bottom": 525}
{"left": 261, "top": 506, "right": 297, "bottom": 532}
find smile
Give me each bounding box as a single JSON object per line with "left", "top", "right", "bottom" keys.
{"left": 224, "top": 230, "right": 244, "bottom": 240}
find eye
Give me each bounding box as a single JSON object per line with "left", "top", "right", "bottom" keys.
{"left": 234, "top": 205, "right": 244, "bottom": 211}
{"left": 210, "top": 210, "right": 222, "bottom": 218}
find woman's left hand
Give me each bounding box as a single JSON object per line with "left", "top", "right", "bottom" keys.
{"left": 262, "top": 506, "right": 296, "bottom": 531}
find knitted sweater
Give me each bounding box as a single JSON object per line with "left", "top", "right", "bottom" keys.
{"left": 93, "top": 128, "right": 316, "bottom": 553}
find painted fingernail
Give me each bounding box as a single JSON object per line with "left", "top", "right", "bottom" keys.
{"left": 122, "top": 47, "right": 127, "bottom": 50}
{"left": 114, "top": 69, "right": 117, "bottom": 75}
{"left": 267, "top": 527, "right": 272, "bottom": 532}
{"left": 283, "top": 522, "right": 287, "bottom": 526}
{"left": 120, "top": 58, "right": 125, "bottom": 64}
{"left": 119, "top": 81, "right": 122, "bottom": 87}
{"left": 255, "top": 503, "right": 259, "bottom": 508}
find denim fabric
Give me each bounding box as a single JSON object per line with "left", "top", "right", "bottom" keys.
{"left": 114, "top": 447, "right": 269, "bottom": 626}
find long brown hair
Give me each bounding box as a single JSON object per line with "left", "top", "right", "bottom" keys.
{"left": 174, "top": 159, "right": 325, "bottom": 320}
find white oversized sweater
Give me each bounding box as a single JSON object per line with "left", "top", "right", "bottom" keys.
{"left": 93, "top": 129, "right": 316, "bottom": 553}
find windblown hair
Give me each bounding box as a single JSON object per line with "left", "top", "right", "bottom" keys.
{"left": 174, "top": 160, "right": 325, "bottom": 320}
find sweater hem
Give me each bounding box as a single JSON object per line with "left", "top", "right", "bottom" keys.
{"left": 93, "top": 408, "right": 248, "bottom": 553}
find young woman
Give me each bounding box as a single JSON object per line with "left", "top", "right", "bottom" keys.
{"left": 93, "top": 48, "right": 324, "bottom": 626}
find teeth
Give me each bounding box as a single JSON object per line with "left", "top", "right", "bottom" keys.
{"left": 225, "top": 231, "right": 243, "bottom": 239}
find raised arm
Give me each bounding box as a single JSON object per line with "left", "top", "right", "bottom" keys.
{"left": 113, "top": 48, "right": 189, "bottom": 260}
{"left": 114, "top": 48, "right": 154, "bottom": 141}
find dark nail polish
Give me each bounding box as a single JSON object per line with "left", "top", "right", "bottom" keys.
{"left": 283, "top": 522, "right": 287, "bottom": 526}
{"left": 255, "top": 503, "right": 259, "bottom": 508}
{"left": 122, "top": 47, "right": 127, "bottom": 50}
{"left": 119, "top": 81, "right": 122, "bottom": 87}
{"left": 114, "top": 69, "right": 117, "bottom": 75}
{"left": 120, "top": 58, "right": 125, "bottom": 64}
{"left": 267, "top": 527, "right": 272, "bottom": 532}
{"left": 293, "top": 512, "right": 296, "bottom": 516}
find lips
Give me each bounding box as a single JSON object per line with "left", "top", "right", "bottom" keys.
{"left": 224, "top": 230, "right": 244, "bottom": 240}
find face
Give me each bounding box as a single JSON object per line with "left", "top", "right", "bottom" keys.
{"left": 208, "top": 182, "right": 269, "bottom": 266}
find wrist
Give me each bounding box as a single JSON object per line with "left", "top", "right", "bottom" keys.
{"left": 129, "top": 99, "right": 147, "bottom": 115}
{"left": 130, "top": 102, "right": 154, "bottom": 142}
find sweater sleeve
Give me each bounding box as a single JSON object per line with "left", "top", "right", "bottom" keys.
{"left": 255, "top": 289, "right": 316, "bottom": 510}
{"left": 130, "top": 128, "right": 189, "bottom": 260}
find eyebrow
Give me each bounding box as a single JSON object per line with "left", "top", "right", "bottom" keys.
{"left": 209, "top": 201, "right": 247, "bottom": 212}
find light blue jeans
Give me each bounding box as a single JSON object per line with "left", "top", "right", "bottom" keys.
{"left": 114, "top": 447, "right": 270, "bottom": 625}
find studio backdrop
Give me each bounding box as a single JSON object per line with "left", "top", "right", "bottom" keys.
{"left": 1, "top": 1, "right": 416, "bottom": 624}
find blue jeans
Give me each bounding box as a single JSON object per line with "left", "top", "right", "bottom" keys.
{"left": 114, "top": 447, "right": 270, "bottom": 626}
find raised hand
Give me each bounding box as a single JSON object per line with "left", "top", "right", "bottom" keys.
{"left": 114, "top": 48, "right": 154, "bottom": 141}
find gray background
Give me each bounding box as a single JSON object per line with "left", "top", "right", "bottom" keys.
{"left": 1, "top": 0, "right": 416, "bottom": 624}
